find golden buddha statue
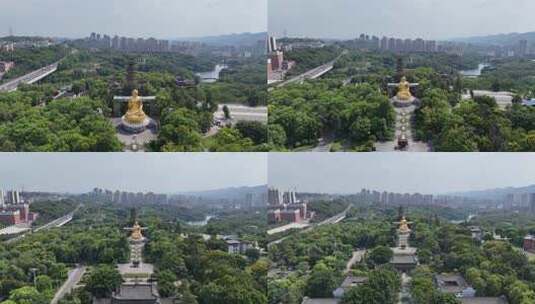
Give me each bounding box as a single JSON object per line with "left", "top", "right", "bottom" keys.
{"left": 124, "top": 89, "right": 146, "bottom": 124}
{"left": 396, "top": 76, "right": 413, "bottom": 101}
{"left": 130, "top": 221, "right": 144, "bottom": 241}
{"left": 398, "top": 216, "right": 411, "bottom": 234}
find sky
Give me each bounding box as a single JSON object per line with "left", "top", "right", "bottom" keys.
{"left": 269, "top": 153, "right": 535, "bottom": 195}
{"left": 269, "top": 0, "right": 535, "bottom": 40}
{"left": 0, "top": 153, "right": 267, "bottom": 193}
{"left": 0, "top": 0, "right": 267, "bottom": 39}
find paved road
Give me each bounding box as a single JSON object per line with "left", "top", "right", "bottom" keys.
{"left": 375, "top": 105, "right": 430, "bottom": 152}
{"left": 306, "top": 131, "right": 335, "bottom": 152}
{"left": 398, "top": 273, "right": 412, "bottom": 304}
{"left": 345, "top": 250, "right": 366, "bottom": 274}
{"left": 311, "top": 136, "right": 333, "bottom": 152}
{"left": 318, "top": 204, "right": 352, "bottom": 225}
{"left": 277, "top": 62, "right": 334, "bottom": 87}
{"left": 51, "top": 265, "right": 86, "bottom": 304}
{"left": 0, "top": 62, "right": 59, "bottom": 92}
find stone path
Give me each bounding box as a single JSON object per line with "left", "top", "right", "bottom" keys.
{"left": 398, "top": 272, "right": 412, "bottom": 304}
{"left": 375, "top": 105, "right": 430, "bottom": 152}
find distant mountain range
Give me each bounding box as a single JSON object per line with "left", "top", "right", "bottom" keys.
{"left": 452, "top": 31, "right": 535, "bottom": 46}
{"left": 175, "top": 184, "right": 267, "bottom": 200}
{"left": 173, "top": 32, "right": 266, "bottom": 47}
{"left": 448, "top": 184, "right": 535, "bottom": 201}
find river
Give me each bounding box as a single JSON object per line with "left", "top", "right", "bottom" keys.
{"left": 196, "top": 64, "right": 228, "bottom": 83}
{"left": 186, "top": 215, "right": 215, "bottom": 226}
{"left": 450, "top": 213, "right": 476, "bottom": 224}
{"left": 460, "top": 63, "right": 490, "bottom": 77}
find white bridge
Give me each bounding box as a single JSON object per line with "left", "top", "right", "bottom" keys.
{"left": 277, "top": 61, "right": 335, "bottom": 87}
{"left": 34, "top": 212, "right": 74, "bottom": 232}
{"left": 0, "top": 62, "right": 59, "bottom": 92}
{"left": 275, "top": 50, "right": 347, "bottom": 88}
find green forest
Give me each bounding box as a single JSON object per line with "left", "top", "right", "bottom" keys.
{"left": 268, "top": 203, "right": 535, "bottom": 304}
{"left": 272, "top": 44, "right": 535, "bottom": 152}
{"left": 0, "top": 43, "right": 267, "bottom": 152}
{"left": 0, "top": 200, "right": 267, "bottom": 304}
{"left": 269, "top": 82, "right": 395, "bottom": 151}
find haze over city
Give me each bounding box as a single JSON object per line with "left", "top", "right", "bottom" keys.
{"left": 0, "top": 153, "right": 267, "bottom": 193}
{"left": 269, "top": 0, "right": 535, "bottom": 40}
{"left": 0, "top": 0, "right": 267, "bottom": 39}
{"left": 269, "top": 153, "right": 535, "bottom": 195}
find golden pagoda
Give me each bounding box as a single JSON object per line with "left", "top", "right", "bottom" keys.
{"left": 130, "top": 221, "right": 144, "bottom": 241}
{"left": 124, "top": 89, "right": 147, "bottom": 124}
{"left": 398, "top": 216, "right": 411, "bottom": 234}
{"left": 124, "top": 221, "right": 147, "bottom": 243}
{"left": 396, "top": 77, "right": 413, "bottom": 101}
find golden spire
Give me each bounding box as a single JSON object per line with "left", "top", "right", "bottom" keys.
{"left": 130, "top": 220, "right": 144, "bottom": 241}
{"left": 398, "top": 216, "right": 411, "bottom": 234}
{"left": 124, "top": 89, "right": 147, "bottom": 124}
{"left": 396, "top": 76, "right": 413, "bottom": 101}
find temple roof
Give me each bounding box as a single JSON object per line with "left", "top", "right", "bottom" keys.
{"left": 112, "top": 283, "right": 157, "bottom": 300}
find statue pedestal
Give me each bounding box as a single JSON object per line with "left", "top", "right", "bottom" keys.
{"left": 391, "top": 96, "right": 420, "bottom": 108}
{"left": 120, "top": 116, "right": 154, "bottom": 134}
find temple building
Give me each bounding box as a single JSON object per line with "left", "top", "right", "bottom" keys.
{"left": 94, "top": 221, "right": 175, "bottom": 304}
{"left": 390, "top": 215, "right": 418, "bottom": 272}
{"left": 388, "top": 76, "right": 420, "bottom": 107}
{"left": 523, "top": 235, "right": 535, "bottom": 252}
{"left": 111, "top": 62, "right": 158, "bottom": 151}
{"left": 434, "top": 274, "right": 475, "bottom": 298}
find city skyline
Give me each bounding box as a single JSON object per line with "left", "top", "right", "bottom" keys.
{"left": 0, "top": 153, "right": 267, "bottom": 193}
{"left": 0, "top": 0, "right": 267, "bottom": 39}
{"left": 269, "top": 0, "right": 535, "bottom": 40}
{"left": 269, "top": 153, "right": 535, "bottom": 195}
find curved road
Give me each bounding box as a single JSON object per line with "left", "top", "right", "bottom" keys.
{"left": 51, "top": 265, "right": 86, "bottom": 304}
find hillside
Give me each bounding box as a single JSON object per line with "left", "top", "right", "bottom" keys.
{"left": 452, "top": 31, "right": 535, "bottom": 46}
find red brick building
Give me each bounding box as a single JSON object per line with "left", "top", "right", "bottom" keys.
{"left": 5, "top": 204, "right": 29, "bottom": 222}
{"left": 268, "top": 209, "right": 281, "bottom": 223}
{"left": 280, "top": 209, "right": 301, "bottom": 223}
{"left": 0, "top": 204, "right": 37, "bottom": 226}
{"left": 524, "top": 235, "right": 535, "bottom": 252}
{"left": 0, "top": 210, "right": 21, "bottom": 225}
{"left": 269, "top": 51, "right": 284, "bottom": 71}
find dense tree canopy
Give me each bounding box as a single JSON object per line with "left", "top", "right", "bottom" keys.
{"left": 269, "top": 82, "right": 395, "bottom": 150}
{"left": 0, "top": 43, "right": 267, "bottom": 151}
